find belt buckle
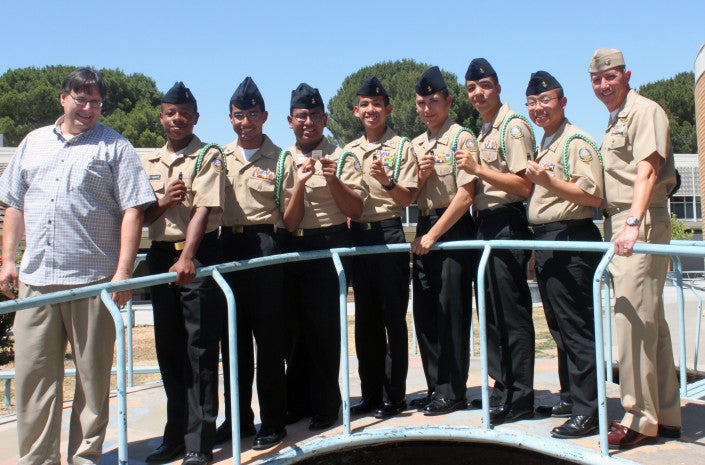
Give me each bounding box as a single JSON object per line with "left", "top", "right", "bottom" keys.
{"left": 174, "top": 241, "right": 186, "bottom": 251}
{"left": 232, "top": 225, "right": 244, "bottom": 233}
{"left": 294, "top": 228, "right": 304, "bottom": 237}
{"left": 420, "top": 208, "right": 430, "bottom": 217}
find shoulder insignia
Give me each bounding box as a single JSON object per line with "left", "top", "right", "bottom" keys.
{"left": 578, "top": 147, "right": 593, "bottom": 163}
{"left": 509, "top": 125, "right": 524, "bottom": 139}
{"left": 465, "top": 139, "right": 477, "bottom": 150}
{"left": 212, "top": 158, "right": 225, "bottom": 174}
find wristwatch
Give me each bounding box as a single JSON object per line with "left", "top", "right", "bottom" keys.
{"left": 383, "top": 179, "right": 397, "bottom": 191}
{"left": 625, "top": 215, "right": 641, "bottom": 227}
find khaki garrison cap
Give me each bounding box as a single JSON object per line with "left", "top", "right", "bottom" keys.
{"left": 588, "top": 48, "right": 625, "bottom": 73}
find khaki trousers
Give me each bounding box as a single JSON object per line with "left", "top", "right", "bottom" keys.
{"left": 14, "top": 282, "right": 115, "bottom": 465}
{"left": 606, "top": 208, "right": 681, "bottom": 436}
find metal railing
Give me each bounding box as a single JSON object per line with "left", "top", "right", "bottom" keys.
{"left": 1, "top": 240, "right": 705, "bottom": 464}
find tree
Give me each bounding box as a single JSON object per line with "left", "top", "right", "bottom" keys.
{"left": 327, "top": 59, "right": 481, "bottom": 146}
{"left": 0, "top": 65, "right": 165, "bottom": 147}
{"left": 638, "top": 72, "right": 696, "bottom": 154}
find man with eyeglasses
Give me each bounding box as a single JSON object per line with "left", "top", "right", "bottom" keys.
{"left": 281, "top": 83, "right": 367, "bottom": 431}
{"left": 523, "top": 71, "right": 603, "bottom": 438}
{"left": 409, "top": 66, "right": 478, "bottom": 416}
{"left": 454, "top": 58, "right": 535, "bottom": 425}
{"left": 343, "top": 77, "right": 417, "bottom": 419}
{"left": 142, "top": 82, "right": 225, "bottom": 465}
{"left": 0, "top": 68, "right": 155, "bottom": 465}
{"left": 589, "top": 48, "right": 681, "bottom": 449}
{"left": 215, "top": 77, "right": 311, "bottom": 450}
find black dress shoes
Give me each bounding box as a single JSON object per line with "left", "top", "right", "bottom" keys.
{"left": 309, "top": 415, "right": 337, "bottom": 431}
{"left": 551, "top": 415, "right": 599, "bottom": 438}
{"left": 374, "top": 400, "right": 407, "bottom": 419}
{"left": 536, "top": 400, "right": 573, "bottom": 418}
{"left": 182, "top": 451, "right": 212, "bottom": 465}
{"left": 410, "top": 392, "right": 435, "bottom": 410}
{"left": 145, "top": 442, "right": 185, "bottom": 462}
{"left": 658, "top": 424, "right": 681, "bottom": 438}
{"left": 470, "top": 393, "right": 503, "bottom": 409}
{"left": 489, "top": 404, "right": 534, "bottom": 425}
{"left": 350, "top": 398, "right": 381, "bottom": 415}
{"left": 253, "top": 428, "right": 287, "bottom": 450}
{"left": 423, "top": 397, "right": 467, "bottom": 416}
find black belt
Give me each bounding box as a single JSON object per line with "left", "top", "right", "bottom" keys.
{"left": 152, "top": 229, "right": 219, "bottom": 251}
{"left": 531, "top": 218, "right": 594, "bottom": 235}
{"left": 476, "top": 202, "right": 525, "bottom": 220}
{"left": 292, "top": 222, "right": 348, "bottom": 237}
{"left": 418, "top": 207, "right": 448, "bottom": 219}
{"left": 224, "top": 224, "right": 275, "bottom": 234}
{"left": 350, "top": 217, "right": 402, "bottom": 231}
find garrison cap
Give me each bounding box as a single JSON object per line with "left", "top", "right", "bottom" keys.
{"left": 356, "top": 76, "right": 389, "bottom": 99}
{"left": 230, "top": 76, "right": 265, "bottom": 111}
{"left": 162, "top": 81, "right": 197, "bottom": 105}
{"left": 290, "top": 83, "right": 324, "bottom": 112}
{"left": 415, "top": 66, "right": 447, "bottom": 96}
{"left": 465, "top": 58, "right": 497, "bottom": 81}
{"left": 526, "top": 71, "right": 562, "bottom": 96}
{"left": 588, "top": 48, "right": 626, "bottom": 73}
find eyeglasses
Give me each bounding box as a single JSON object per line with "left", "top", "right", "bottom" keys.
{"left": 293, "top": 111, "right": 324, "bottom": 123}
{"left": 68, "top": 93, "right": 103, "bottom": 109}
{"left": 525, "top": 96, "right": 558, "bottom": 108}
{"left": 231, "top": 111, "right": 262, "bottom": 122}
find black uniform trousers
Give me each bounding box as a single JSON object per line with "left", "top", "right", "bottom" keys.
{"left": 279, "top": 224, "right": 349, "bottom": 421}
{"left": 533, "top": 218, "right": 601, "bottom": 416}
{"left": 475, "top": 203, "right": 534, "bottom": 409}
{"left": 219, "top": 225, "right": 286, "bottom": 434}
{"left": 146, "top": 230, "right": 223, "bottom": 453}
{"left": 350, "top": 218, "right": 409, "bottom": 404}
{"left": 412, "top": 209, "right": 476, "bottom": 401}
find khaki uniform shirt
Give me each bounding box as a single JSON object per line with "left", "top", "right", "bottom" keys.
{"left": 286, "top": 137, "right": 367, "bottom": 229}
{"left": 474, "top": 103, "right": 534, "bottom": 211}
{"left": 413, "top": 118, "right": 477, "bottom": 210}
{"left": 601, "top": 89, "right": 676, "bottom": 211}
{"left": 528, "top": 119, "right": 604, "bottom": 224}
{"left": 142, "top": 135, "right": 225, "bottom": 241}
{"left": 344, "top": 126, "right": 418, "bottom": 222}
{"left": 221, "top": 135, "right": 295, "bottom": 227}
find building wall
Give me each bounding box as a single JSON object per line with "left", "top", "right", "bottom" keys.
{"left": 696, "top": 41, "right": 705, "bottom": 235}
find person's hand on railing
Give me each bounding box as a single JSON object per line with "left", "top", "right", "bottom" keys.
{"left": 169, "top": 256, "right": 197, "bottom": 285}
{"left": 0, "top": 258, "right": 19, "bottom": 299}
{"left": 109, "top": 269, "right": 134, "bottom": 307}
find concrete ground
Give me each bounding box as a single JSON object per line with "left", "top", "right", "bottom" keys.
{"left": 0, "top": 284, "right": 703, "bottom": 464}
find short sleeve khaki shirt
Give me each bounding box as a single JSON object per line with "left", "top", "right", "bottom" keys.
{"left": 142, "top": 135, "right": 225, "bottom": 241}
{"left": 474, "top": 104, "right": 535, "bottom": 210}
{"left": 343, "top": 126, "right": 418, "bottom": 222}
{"left": 528, "top": 119, "right": 604, "bottom": 224}
{"left": 412, "top": 118, "right": 477, "bottom": 210}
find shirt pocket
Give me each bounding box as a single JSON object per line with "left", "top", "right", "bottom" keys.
{"left": 480, "top": 148, "right": 499, "bottom": 166}
{"left": 246, "top": 176, "right": 276, "bottom": 208}
{"left": 69, "top": 159, "right": 112, "bottom": 199}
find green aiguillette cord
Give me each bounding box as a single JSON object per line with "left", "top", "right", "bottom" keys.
{"left": 560, "top": 133, "right": 603, "bottom": 181}
{"left": 194, "top": 143, "right": 227, "bottom": 175}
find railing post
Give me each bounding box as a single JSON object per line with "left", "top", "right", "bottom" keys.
{"left": 672, "top": 257, "right": 687, "bottom": 397}
{"left": 331, "top": 251, "right": 351, "bottom": 435}
{"left": 100, "top": 289, "right": 128, "bottom": 465}
{"left": 593, "top": 249, "right": 615, "bottom": 457}
{"left": 211, "top": 269, "right": 241, "bottom": 465}
{"left": 126, "top": 298, "right": 134, "bottom": 388}
{"left": 602, "top": 269, "right": 613, "bottom": 384}
{"left": 476, "top": 244, "right": 492, "bottom": 431}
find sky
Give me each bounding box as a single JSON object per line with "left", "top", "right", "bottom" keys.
{"left": 2, "top": 0, "right": 704, "bottom": 150}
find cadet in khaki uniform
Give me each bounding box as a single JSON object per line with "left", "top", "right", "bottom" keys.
{"left": 344, "top": 77, "right": 418, "bottom": 419}
{"left": 455, "top": 58, "right": 535, "bottom": 425}
{"left": 589, "top": 48, "right": 681, "bottom": 448}
{"left": 216, "top": 77, "right": 307, "bottom": 450}
{"left": 281, "top": 83, "right": 367, "bottom": 431}
{"left": 142, "top": 82, "right": 225, "bottom": 465}
{"left": 409, "top": 66, "right": 478, "bottom": 416}
{"left": 524, "top": 71, "right": 603, "bottom": 439}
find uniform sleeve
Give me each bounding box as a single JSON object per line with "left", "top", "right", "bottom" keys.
{"left": 630, "top": 103, "right": 670, "bottom": 163}
{"left": 191, "top": 147, "right": 226, "bottom": 210}
{"left": 503, "top": 117, "right": 535, "bottom": 173}
{"left": 396, "top": 139, "right": 418, "bottom": 190}
{"left": 567, "top": 138, "right": 604, "bottom": 199}
{"left": 455, "top": 129, "right": 479, "bottom": 188}
{"left": 336, "top": 149, "right": 368, "bottom": 205}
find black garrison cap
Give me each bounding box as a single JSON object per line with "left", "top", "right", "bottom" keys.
{"left": 525, "top": 70, "right": 562, "bottom": 96}
{"left": 290, "top": 83, "right": 324, "bottom": 112}
{"left": 356, "top": 76, "right": 389, "bottom": 99}
{"left": 465, "top": 58, "right": 497, "bottom": 81}
{"left": 230, "top": 76, "right": 265, "bottom": 111}
{"left": 415, "top": 66, "right": 447, "bottom": 96}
